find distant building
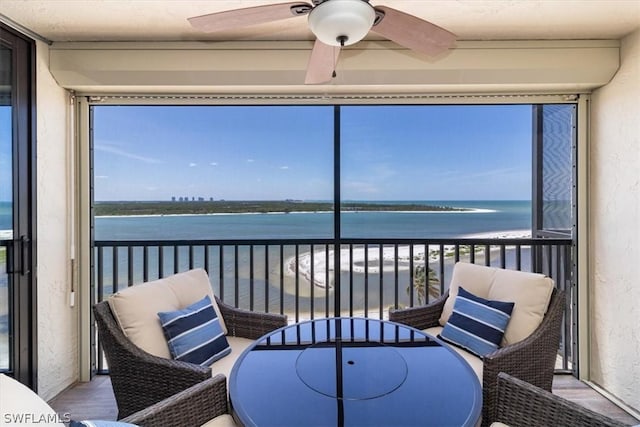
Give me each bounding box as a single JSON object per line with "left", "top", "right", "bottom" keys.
{"left": 171, "top": 196, "right": 176, "bottom": 202}
{"left": 209, "top": 197, "right": 214, "bottom": 201}
{"left": 198, "top": 197, "right": 204, "bottom": 201}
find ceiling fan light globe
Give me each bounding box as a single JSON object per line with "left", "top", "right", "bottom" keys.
{"left": 308, "top": 0, "right": 375, "bottom": 46}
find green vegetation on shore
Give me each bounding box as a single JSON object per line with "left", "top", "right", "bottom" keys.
{"left": 94, "top": 200, "right": 469, "bottom": 216}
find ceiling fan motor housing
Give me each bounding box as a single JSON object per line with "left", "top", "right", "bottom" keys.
{"left": 308, "top": 0, "right": 376, "bottom": 46}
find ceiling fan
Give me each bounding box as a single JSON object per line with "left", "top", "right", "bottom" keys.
{"left": 188, "top": 0, "right": 456, "bottom": 84}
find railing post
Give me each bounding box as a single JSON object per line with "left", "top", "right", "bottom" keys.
{"left": 92, "top": 237, "right": 574, "bottom": 374}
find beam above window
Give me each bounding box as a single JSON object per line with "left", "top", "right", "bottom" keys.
{"left": 48, "top": 40, "right": 619, "bottom": 95}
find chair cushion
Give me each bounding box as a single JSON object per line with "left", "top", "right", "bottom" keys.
{"left": 209, "top": 336, "right": 255, "bottom": 379}
{"left": 439, "top": 262, "right": 497, "bottom": 325}
{"left": 201, "top": 414, "right": 237, "bottom": 427}
{"left": 158, "top": 295, "right": 231, "bottom": 366}
{"left": 107, "top": 268, "right": 227, "bottom": 358}
{"left": 439, "top": 262, "right": 554, "bottom": 346}
{"left": 488, "top": 267, "right": 554, "bottom": 346}
{"left": 439, "top": 287, "right": 514, "bottom": 357}
{"left": 424, "top": 327, "right": 483, "bottom": 381}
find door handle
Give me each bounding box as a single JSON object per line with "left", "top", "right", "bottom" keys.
{"left": 7, "top": 235, "right": 30, "bottom": 275}
{"left": 20, "top": 235, "right": 30, "bottom": 275}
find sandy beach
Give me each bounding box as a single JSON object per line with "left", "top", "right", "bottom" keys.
{"left": 94, "top": 207, "right": 495, "bottom": 219}
{"left": 286, "top": 229, "right": 531, "bottom": 289}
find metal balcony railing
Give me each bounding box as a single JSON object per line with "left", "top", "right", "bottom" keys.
{"left": 92, "top": 237, "right": 574, "bottom": 374}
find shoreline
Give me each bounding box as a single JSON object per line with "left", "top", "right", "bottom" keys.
{"left": 94, "top": 208, "right": 495, "bottom": 219}
{"left": 462, "top": 229, "right": 532, "bottom": 239}
{"left": 286, "top": 229, "right": 531, "bottom": 290}
{"left": 92, "top": 200, "right": 501, "bottom": 217}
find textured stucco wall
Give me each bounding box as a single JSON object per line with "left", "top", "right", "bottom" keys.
{"left": 590, "top": 29, "right": 640, "bottom": 411}
{"left": 35, "top": 41, "right": 78, "bottom": 401}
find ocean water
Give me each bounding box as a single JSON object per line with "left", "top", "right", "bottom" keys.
{"left": 88, "top": 200, "right": 533, "bottom": 316}
{"left": 94, "top": 200, "right": 531, "bottom": 240}
{"left": 0, "top": 202, "right": 10, "bottom": 232}
{"left": 0, "top": 200, "right": 531, "bottom": 240}
{"left": 1, "top": 201, "right": 533, "bottom": 320}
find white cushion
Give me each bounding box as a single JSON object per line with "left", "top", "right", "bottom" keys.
{"left": 438, "top": 262, "right": 554, "bottom": 346}
{"left": 208, "top": 336, "right": 254, "bottom": 379}
{"left": 107, "top": 268, "right": 226, "bottom": 358}
{"left": 488, "top": 268, "right": 554, "bottom": 346}
{"left": 439, "top": 262, "right": 497, "bottom": 326}
{"left": 201, "top": 414, "right": 237, "bottom": 427}
{"left": 424, "top": 326, "right": 483, "bottom": 381}
{"left": 0, "top": 374, "right": 65, "bottom": 427}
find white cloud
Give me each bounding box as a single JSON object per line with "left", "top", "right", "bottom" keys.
{"left": 95, "top": 175, "right": 109, "bottom": 179}
{"left": 440, "top": 167, "right": 523, "bottom": 182}
{"left": 210, "top": 162, "right": 218, "bottom": 166}
{"left": 95, "top": 143, "right": 163, "bottom": 164}
{"left": 247, "top": 159, "right": 255, "bottom": 163}
{"left": 468, "top": 167, "right": 522, "bottom": 179}
{"left": 189, "top": 163, "right": 197, "bottom": 167}
{"left": 280, "top": 166, "right": 289, "bottom": 170}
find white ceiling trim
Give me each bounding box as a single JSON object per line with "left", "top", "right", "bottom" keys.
{"left": 83, "top": 93, "right": 579, "bottom": 106}
{"left": 50, "top": 40, "right": 620, "bottom": 96}
{"left": 0, "top": 13, "right": 52, "bottom": 44}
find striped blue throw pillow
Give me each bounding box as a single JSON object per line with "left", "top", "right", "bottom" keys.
{"left": 439, "top": 287, "right": 514, "bottom": 357}
{"left": 70, "top": 421, "right": 138, "bottom": 427}
{"left": 158, "top": 295, "right": 231, "bottom": 366}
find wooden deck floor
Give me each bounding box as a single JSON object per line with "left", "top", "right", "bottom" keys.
{"left": 48, "top": 374, "right": 639, "bottom": 425}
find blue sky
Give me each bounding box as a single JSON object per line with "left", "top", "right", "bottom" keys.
{"left": 93, "top": 104, "right": 532, "bottom": 201}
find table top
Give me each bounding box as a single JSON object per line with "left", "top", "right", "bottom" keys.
{"left": 230, "top": 317, "right": 482, "bottom": 427}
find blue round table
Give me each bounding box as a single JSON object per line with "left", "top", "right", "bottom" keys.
{"left": 230, "top": 317, "right": 481, "bottom": 427}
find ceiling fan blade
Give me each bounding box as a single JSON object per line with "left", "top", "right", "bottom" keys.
{"left": 371, "top": 6, "right": 456, "bottom": 56}
{"left": 305, "top": 39, "right": 341, "bottom": 85}
{"left": 189, "top": 2, "right": 312, "bottom": 33}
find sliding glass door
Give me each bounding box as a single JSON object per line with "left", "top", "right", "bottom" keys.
{"left": 0, "top": 43, "right": 11, "bottom": 373}
{"left": 0, "top": 24, "right": 37, "bottom": 388}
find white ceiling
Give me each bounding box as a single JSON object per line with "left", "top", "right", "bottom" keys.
{"left": 1, "top": 0, "right": 639, "bottom": 44}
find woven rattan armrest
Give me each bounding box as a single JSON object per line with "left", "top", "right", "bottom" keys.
{"left": 495, "top": 372, "right": 628, "bottom": 427}
{"left": 93, "top": 302, "right": 212, "bottom": 419}
{"left": 387, "top": 286, "right": 567, "bottom": 427}
{"left": 482, "top": 288, "right": 566, "bottom": 425}
{"left": 388, "top": 292, "right": 448, "bottom": 330}
{"left": 216, "top": 296, "right": 288, "bottom": 339}
{"left": 121, "top": 374, "right": 229, "bottom": 427}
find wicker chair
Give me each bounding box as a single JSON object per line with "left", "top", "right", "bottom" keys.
{"left": 389, "top": 287, "right": 565, "bottom": 426}
{"left": 121, "top": 375, "right": 232, "bottom": 427}
{"left": 494, "top": 372, "right": 628, "bottom": 427}
{"left": 93, "top": 297, "right": 287, "bottom": 419}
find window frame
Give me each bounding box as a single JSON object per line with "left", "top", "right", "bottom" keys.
{"left": 76, "top": 94, "right": 586, "bottom": 380}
